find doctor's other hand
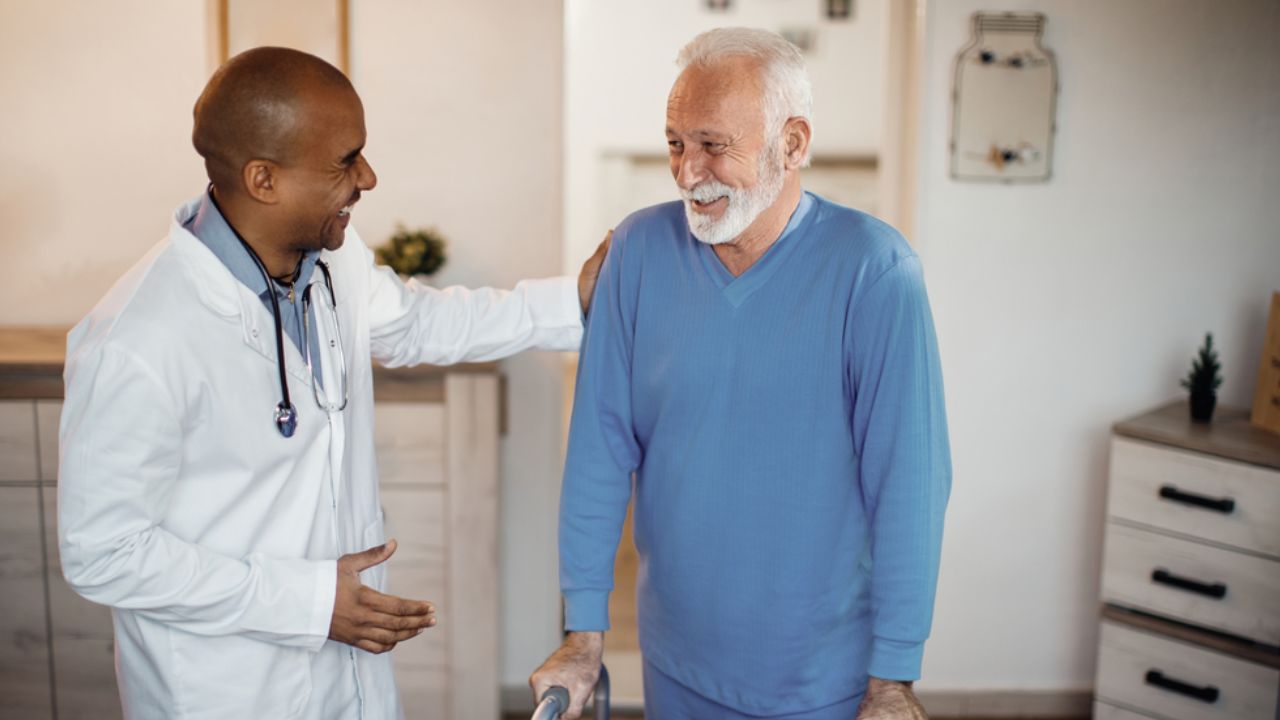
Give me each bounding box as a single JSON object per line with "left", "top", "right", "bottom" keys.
{"left": 577, "top": 230, "right": 612, "bottom": 317}
{"left": 854, "top": 677, "right": 928, "bottom": 720}
{"left": 328, "top": 539, "right": 436, "bottom": 654}
{"left": 529, "top": 631, "right": 604, "bottom": 720}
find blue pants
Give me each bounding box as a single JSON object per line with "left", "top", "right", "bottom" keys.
{"left": 642, "top": 661, "right": 862, "bottom": 719}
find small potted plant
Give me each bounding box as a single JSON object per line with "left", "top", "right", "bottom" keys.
{"left": 1180, "top": 332, "right": 1223, "bottom": 423}
{"left": 375, "top": 225, "right": 448, "bottom": 280}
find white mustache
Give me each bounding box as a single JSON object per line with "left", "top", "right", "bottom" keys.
{"left": 681, "top": 182, "right": 735, "bottom": 203}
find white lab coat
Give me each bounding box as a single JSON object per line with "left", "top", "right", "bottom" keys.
{"left": 57, "top": 197, "right": 583, "bottom": 719}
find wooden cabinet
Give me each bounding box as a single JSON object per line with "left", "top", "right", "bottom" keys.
{"left": 42, "top": 483, "right": 120, "bottom": 720}
{"left": 1095, "top": 619, "right": 1278, "bottom": 720}
{"left": 1096, "top": 402, "right": 1280, "bottom": 720}
{"left": 0, "top": 477, "right": 54, "bottom": 720}
{"left": 0, "top": 394, "right": 134, "bottom": 720}
{"left": 375, "top": 371, "right": 502, "bottom": 720}
{"left": 0, "top": 329, "right": 501, "bottom": 720}
{"left": 0, "top": 392, "right": 119, "bottom": 720}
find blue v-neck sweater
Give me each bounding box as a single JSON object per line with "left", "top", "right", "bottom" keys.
{"left": 560, "top": 192, "right": 951, "bottom": 716}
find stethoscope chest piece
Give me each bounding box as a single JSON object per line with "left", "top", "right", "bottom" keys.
{"left": 275, "top": 402, "right": 298, "bottom": 438}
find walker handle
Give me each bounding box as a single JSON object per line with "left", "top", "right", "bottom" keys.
{"left": 530, "top": 686, "right": 570, "bottom": 720}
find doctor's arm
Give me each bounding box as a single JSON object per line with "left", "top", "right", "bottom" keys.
{"left": 366, "top": 231, "right": 610, "bottom": 367}
{"left": 57, "top": 344, "right": 428, "bottom": 652}
{"left": 846, "top": 255, "right": 950, "bottom": 718}
{"left": 529, "top": 232, "right": 639, "bottom": 720}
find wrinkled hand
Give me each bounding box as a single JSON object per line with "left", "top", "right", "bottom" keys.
{"left": 529, "top": 631, "right": 604, "bottom": 720}
{"left": 855, "top": 678, "right": 928, "bottom": 719}
{"left": 328, "top": 539, "right": 436, "bottom": 654}
{"left": 577, "top": 230, "right": 613, "bottom": 316}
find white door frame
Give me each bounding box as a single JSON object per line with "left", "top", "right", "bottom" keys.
{"left": 878, "top": 0, "right": 928, "bottom": 243}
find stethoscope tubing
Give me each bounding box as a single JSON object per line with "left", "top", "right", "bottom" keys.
{"left": 207, "top": 190, "right": 335, "bottom": 438}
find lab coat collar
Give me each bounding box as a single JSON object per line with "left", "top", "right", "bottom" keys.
{"left": 169, "top": 197, "right": 318, "bottom": 386}
{"left": 186, "top": 189, "right": 322, "bottom": 305}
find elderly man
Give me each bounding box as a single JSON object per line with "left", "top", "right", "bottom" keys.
{"left": 59, "top": 47, "right": 604, "bottom": 719}
{"left": 531, "top": 28, "right": 950, "bottom": 720}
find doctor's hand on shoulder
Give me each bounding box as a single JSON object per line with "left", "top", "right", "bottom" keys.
{"left": 577, "top": 230, "right": 612, "bottom": 317}
{"left": 328, "top": 539, "right": 437, "bottom": 654}
{"left": 855, "top": 677, "right": 929, "bottom": 720}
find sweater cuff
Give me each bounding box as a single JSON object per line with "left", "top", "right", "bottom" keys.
{"left": 868, "top": 636, "right": 924, "bottom": 681}
{"left": 563, "top": 589, "right": 611, "bottom": 632}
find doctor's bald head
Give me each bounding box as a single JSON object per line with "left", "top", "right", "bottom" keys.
{"left": 192, "top": 47, "right": 356, "bottom": 194}
{"left": 192, "top": 46, "right": 376, "bottom": 255}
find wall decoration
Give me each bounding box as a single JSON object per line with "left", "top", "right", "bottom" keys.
{"left": 1252, "top": 291, "right": 1280, "bottom": 434}
{"left": 217, "top": 0, "right": 350, "bottom": 74}
{"left": 706, "top": 0, "right": 732, "bottom": 11}
{"left": 826, "top": 0, "right": 853, "bottom": 20}
{"left": 950, "top": 12, "right": 1057, "bottom": 182}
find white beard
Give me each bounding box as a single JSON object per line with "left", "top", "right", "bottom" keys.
{"left": 681, "top": 146, "right": 786, "bottom": 246}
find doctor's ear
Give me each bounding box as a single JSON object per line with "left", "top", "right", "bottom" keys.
{"left": 242, "top": 160, "right": 281, "bottom": 204}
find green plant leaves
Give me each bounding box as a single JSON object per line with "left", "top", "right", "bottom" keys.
{"left": 375, "top": 224, "right": 448, "bottom": 277}
{"left": 1181, "top": 332, "right": 1224, "bottom": 393}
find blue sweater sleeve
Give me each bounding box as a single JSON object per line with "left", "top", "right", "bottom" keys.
{"left": 846, "top": 254, "right": 951, "bottom": 681}
{"left": 559, "top": 228, "right": 643, "bottom": 631}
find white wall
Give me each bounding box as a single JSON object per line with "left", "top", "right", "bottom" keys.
{"left": 913, "top": 0, "right": 1280, "bottom": 691}
{"left": 348, "top": 0, "right": 570, "bottom": 690}
{"left": 0, "top": 0, "right": 571, "bottom": 692}
{"left": 563, "top": 0, "right": 887, "bottom": 274}
{"left": 0, "top": 0, "right": 210, "bottom": 324}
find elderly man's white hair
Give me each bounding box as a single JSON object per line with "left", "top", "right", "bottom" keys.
{"left": 676, "top": 27, "right": 814, "bottom": 165}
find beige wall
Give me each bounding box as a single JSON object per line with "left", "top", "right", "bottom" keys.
{"left": 913, "top": 0, "right": 1280, "bottom": 691}
{"left": 347, "top": 0, "right": 570, "bottom": 688}
{"left": 0, "top": 0, "right": 570, "bottom": 690}
{"left": 0, "top": 0, "right": 210, "bottom": 324}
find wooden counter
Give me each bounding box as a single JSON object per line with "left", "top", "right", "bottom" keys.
{"left": 0, "top": 326, "right": 499, "bottom": 405}
{"left": 0, "top": 326, "right": 67, "bottom": 399}
{"left": 1114, "top": 400, "right": 1280, "bottom": 470}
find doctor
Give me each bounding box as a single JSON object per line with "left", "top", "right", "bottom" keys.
{"left": 58, "top": 47, "right": 603, "bottom": 719}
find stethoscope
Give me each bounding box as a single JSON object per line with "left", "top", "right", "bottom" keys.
{"left": 209, "top": 191, "right": 349, "bottom": 438}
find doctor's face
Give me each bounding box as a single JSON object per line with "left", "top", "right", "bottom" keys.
{"left": 275, "top": 85, "right": 378, "bottom": 254}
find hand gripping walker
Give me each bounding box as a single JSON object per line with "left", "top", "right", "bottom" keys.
{"left": 530, "top": 665, "right": 610, "bottom": 720}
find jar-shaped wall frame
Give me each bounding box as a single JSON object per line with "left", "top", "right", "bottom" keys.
{"left": 950, "top": 12, "right": 1057, "bottom": 182}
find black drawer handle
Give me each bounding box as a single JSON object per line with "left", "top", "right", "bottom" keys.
{"left": 1145, "top": 669, "right": 1220, "bottom": 703}
{"left": 1158, "top": 484, "right": 1235, "bottom": 514}
{"left": 1151, "top": 568, "right": 1227, "bottom": 599}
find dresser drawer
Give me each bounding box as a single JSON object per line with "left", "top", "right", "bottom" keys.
{"left": 1109, "top": 438, "right": 1280, "bottom": 558}
{"left": 1101, "top": 522, "right": 1280, "bottom": 645}
{"left": 1096, "top": 620, "right": 1279, "bottom": 720}
{"left": 1093, "top": 701, "right": 1160, "bottom": 720}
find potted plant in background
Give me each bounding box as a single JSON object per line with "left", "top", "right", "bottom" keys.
{"left": 1181, "top": 332, "right": 1223, "bottom": 423}
{"left": 375, "top": 224, "right": 448, "bottom": 282}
